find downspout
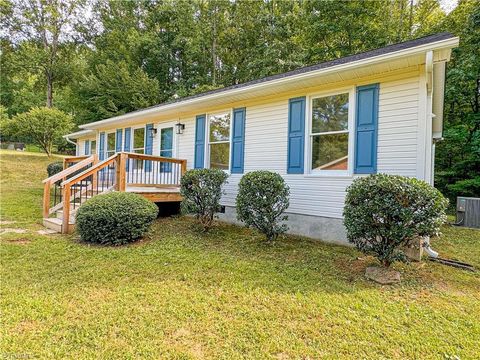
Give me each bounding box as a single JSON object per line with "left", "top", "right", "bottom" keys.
{"left": 425, "top": 50, "right": 434, "bottom": 184}
{"left": 64, "top": 135, "right": 78, "bottom": 155}
{"left": 423, "top": 50, "right": 439, "bottom": 259}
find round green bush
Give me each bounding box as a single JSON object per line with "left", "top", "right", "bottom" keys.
{"left": 343, "top": 174, "right": 448, "bottom": 267}
{"left": 47, "top": 161, "right": 63, "bottom": 177}
{"left": 180, "top": 168, "right": 228, "bottom": 231}
{"left": 76, "top": 192, "right": 159, "bottom": 245}
{"left": 236, "top": 170, "right": 290, "bottom": 241}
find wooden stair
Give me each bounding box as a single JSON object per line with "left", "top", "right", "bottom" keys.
{"left": 42, "top": 152, "right": 186, "bottom": 234}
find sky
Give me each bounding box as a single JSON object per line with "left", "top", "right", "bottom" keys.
{"left": 439, "top": 0, "right": 459, "bottom": 13}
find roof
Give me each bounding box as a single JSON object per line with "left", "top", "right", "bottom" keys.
{"left": 75, "top": 32, "right": 457, "bottom": 133}
{"left": 64, "top": 129, "right": 94, "bottom": 139}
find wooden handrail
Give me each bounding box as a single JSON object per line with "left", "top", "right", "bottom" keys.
{"left": 43, "top": 156, "right": 95, "bottom": 184}
{"left": 61, "top": 154, "right": 117, "bottom": 187}
{"left": 63, "top": 155, "right": 90, "bottom": 169}
{"left": 42, "top": 155, "right": 96, "bottom": 218}
{"left": 122, "top": 152, "right": 187, "bottom": 164}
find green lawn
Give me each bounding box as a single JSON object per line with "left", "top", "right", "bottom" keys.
{"left": 1, "top": 150, "right": 479, "bottom": 359}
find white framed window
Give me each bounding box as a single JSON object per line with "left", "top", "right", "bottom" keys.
{"left": 132, "top": 126, "right": 146, "bottom": 170}
{"left": 106, "top": 132, "right": 116, "bottom": 158}
{"left": 207, "top": 112, "right": 231, "bottom": 170}
{"left": 308, "top": 88, "right": 354, "bottom": 175}
{"left": 132, "top": 127, "right": 146, "bottom": 154}
{"left": 90, "top": 140, "right": 96, "bottom": 155}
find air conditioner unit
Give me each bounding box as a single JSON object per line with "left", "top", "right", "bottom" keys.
{"left": 456, "top": 197, "right": 480, "bottom": 229}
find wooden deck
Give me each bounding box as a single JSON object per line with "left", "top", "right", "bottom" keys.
{"left": 126, "top": 186, "right": 182, "bottom": 202}
{"left": 42, "top": 152, "right": 187, "bottom": 233}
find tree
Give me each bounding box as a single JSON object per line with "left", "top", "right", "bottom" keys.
{"left": 2, "top": 0, "right": 88, "bottom": 108}
{"left": 435, "top": 0, "right": 480, "bottom": 203}
{"left": 5, "top": 107, "right": 73, "bottom": 156}
{"left": 76, "top": 60, "right": 160, "bottom": 124}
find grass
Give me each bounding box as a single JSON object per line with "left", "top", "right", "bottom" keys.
{"left": 1, "top": 150, "right": 479, "bottom": 359}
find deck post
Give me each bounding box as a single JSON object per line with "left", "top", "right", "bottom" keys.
{"left": 91, "top": 154, "right": 98, "bottom": 192}
{"left": 43, "top": 181, "right": 51, "bottom": 218}
{"left": 62, "top": 184, "right": 71, "bottom": 234}
{"left": 181, "top": 159, "right": 187, "bottom": 176}
{"left": 116, "top": 153, "right": 127, "bottom": 192}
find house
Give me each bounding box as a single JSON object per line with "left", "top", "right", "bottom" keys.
{"left": 51, "top": 32, "right": 458, "bottom": 242}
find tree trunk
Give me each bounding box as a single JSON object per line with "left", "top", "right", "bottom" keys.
{"left": 46, "top": 71, "right": 53, "bottom": 108}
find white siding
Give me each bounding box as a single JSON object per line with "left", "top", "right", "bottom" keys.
{"left": 77, "top": 140, "right": 86, "bottom": 156}
{"left": 124, "top": 73, "right": 423, "bottom": 220}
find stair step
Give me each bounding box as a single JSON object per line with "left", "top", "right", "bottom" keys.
{"left": 43, "top": 218, "right": 63, "bottom": 233}
{"left": 56, "top": 210, "right": 76, "bottom": 223}
{"left": 43, "top": 217, "right": 75, "bottom": 234}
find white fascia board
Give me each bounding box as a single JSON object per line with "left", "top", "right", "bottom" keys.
{"left": 80, "top": 37, "right": 459, "bottom": 131}
{"left": 64, "top": 129, "right": 95, "bottom": 139}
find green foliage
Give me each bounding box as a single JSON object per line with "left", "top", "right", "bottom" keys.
{"left": 46, "top": 162, "right": 63, "bottom": 177}
{"left": 180, "top": 168, "right": 228, "bottom": 231}
{"left": 343, "top": 174, "right": 448, "bottom": 267}
{"left": 5, "top": 107, "right": 73, "bottom": 156}
{"left": 76, "top": 60, "right": 160, "bottom": 123}
{"left": 236, "top": 171, "right": 290, "bottom": 241}
{"left": 435, "top": 1, "right": 480, "bottom": 203}
{"left": 76, "top": 192, "right": 158, "bottom": 246}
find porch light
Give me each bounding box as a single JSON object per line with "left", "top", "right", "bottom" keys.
{"left": 175, "top": 122, "right": 185, "bottom": 135}
{"left": 149, "top": 127, "right": 158, "bottom": 137}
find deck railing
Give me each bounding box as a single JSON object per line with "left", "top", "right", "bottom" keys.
{"left": 63, "top": 155, "right": 91, "bottom": 169}
{"left": 125, "top": 153, "right": 186, "bottom": 188}
{"left": 43, "top": 152, "right": 187, "bottom": 233}
{"left": 42, "top": 155, "right": 96, "bottom": 218}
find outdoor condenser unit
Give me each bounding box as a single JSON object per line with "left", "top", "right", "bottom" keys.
{"left": 456, "top": 197, "right": 480, "bottom": 229}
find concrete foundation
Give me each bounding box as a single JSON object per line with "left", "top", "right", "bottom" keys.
{"left": 217, "top": 206, "right": 349, "bottom": 246}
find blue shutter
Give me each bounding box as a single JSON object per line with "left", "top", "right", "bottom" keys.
{"left": 354, "top": 84, "right": 379, "bottom": 174}
{"left": 124, "top": 127, "right": 131, "bottom": 171}
{"left": 124, "top": 128, "right": 131, "bottom": 152}
{"left": 194, "top": 115, "right": 206, "bottom": 169}
{"left": 84, "top": 140, "right": 90, "bottom": 155}
{"left": 116, "top": 129, "right": 123, "bottom": 153}
{"left": 145, "top": 124, "right": 154, "bottom": 172}
{"left": 231, "top": 107, "right": 246, "bottom": 173}
{"left": 99, "top": 132, "right": 105, "bottom": 160}
{"left": 287, "top": 97, "right": 306, "bottom": 174}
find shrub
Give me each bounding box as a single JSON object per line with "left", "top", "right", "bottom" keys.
{"left": 76, "top": 192, "right": 158, "bottom": 245}
{"left": 47, "top": 161, "right": 63, "bottom": 177}
{"left": 343, "top": 174, "right": 448, "bottom": 267}
{"left": 236, "top": 171, "right": 290, "bottom": 241}
{"left": 180, "top": 168, "right": 228, "bottom": 231}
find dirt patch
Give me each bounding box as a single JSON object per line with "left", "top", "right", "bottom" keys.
{"left": 6, "top": 238, "right": 31, "bottom": 245}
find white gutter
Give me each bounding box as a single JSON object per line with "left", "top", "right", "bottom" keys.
{"left": 63, "top": 129, "right": 95, "bottom": 140}
{"left": 64, "top": 135, "right": 77, "bottom": 147}
{"left": 80, "top": 36, "right": 459, "bottom": 130}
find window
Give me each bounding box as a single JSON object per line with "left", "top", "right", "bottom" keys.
{"left": 310, "top": 92, "right": 350, "bottom": 172}
{"left": 90, "top": 140, "right": 96, "bottom": 155}
{"left": 106, "top": 132, "right": 116, "bottom": 158}
{"left": 133, "top": 128, "right": 145, "bottom": 154}
{"left": 133, "top": 127, "right": 145, "bottom": 170}
{"left": 208, "top": 113, "right": 230, "bottom": 170}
